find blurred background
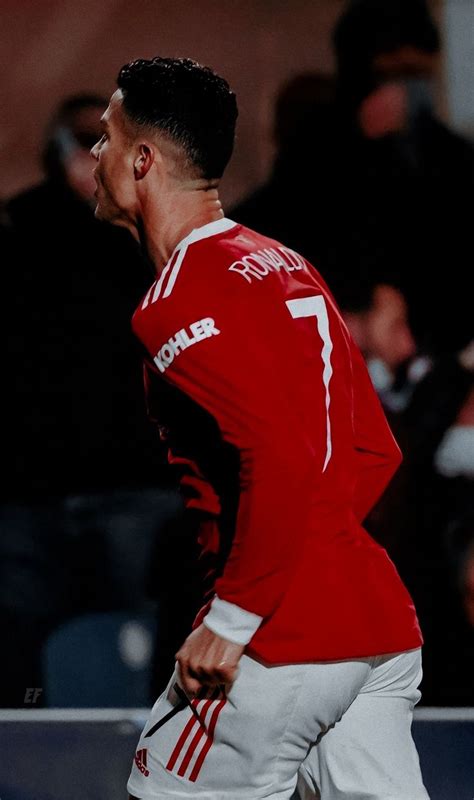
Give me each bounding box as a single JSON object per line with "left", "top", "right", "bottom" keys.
{"left": 0, "top": 0, "right": 473, "bottom": 797}
{"left": 3, "top": 0, "right": 472, "bottom": 209}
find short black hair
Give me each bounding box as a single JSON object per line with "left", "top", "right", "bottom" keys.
{"left": 117, "top": 57, "right": 238, "bottom": 180}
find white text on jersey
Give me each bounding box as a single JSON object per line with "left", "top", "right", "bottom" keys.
{"left": 154, "top": 318, "right": 220, "bottom": 373}
{"left": 229, "top": 246, "right": 306, "bottom": 284}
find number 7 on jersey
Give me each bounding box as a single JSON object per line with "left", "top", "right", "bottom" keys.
{"left": 286, "top": 295, "right": 333, "bottom": 472}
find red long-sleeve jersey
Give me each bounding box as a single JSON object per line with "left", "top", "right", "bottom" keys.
{"left": 132, "top": 218, "right": 422, "bottom": 663}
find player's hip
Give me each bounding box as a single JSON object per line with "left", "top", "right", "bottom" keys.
{"left": 127, "top": 649, "right": 422, "bottom": 798}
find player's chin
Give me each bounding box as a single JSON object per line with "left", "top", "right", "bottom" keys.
{"left": 93, "top": 200, "right": 110, "bottom": 222}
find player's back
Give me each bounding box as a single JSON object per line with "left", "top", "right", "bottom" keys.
{"left": 133, "top": 220, "right": 422, "bottom": 663}
{"left": 227, "top": 229, "right": 358, "bottom": 519}
{"left": 222, "top": 226, "right": 421, "bottom": 661}
{"left": 202, "top": 225, "right": 386, "bottom": 535}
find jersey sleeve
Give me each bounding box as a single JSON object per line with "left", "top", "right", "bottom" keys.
{"left": 350, "top": 340, "right": 402, "bottom": 522}
{"left": 139, "top": 290, "right": 322, "bottom": 638}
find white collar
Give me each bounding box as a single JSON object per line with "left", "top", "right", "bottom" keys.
{"left": 174, "top": 217, "right": 237, "bottom": 252}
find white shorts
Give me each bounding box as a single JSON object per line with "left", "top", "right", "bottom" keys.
{"left": 127, "top": 648, "right": 429, "bottom": 800}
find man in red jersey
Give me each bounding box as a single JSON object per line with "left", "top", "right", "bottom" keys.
{"left": 92, "top": 57, "right": 428, "bottom": 800}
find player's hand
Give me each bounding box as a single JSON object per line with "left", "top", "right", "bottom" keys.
{"left": 175, "top": 624, "right": 244, "bottom": 698}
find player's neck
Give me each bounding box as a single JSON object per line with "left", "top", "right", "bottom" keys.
{"left": 140, "top": 183, "right": 224, "bottom": 274}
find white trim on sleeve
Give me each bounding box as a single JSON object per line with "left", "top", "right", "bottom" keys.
{"left": 203, "top": 596, "right": 263, "bottom": 645}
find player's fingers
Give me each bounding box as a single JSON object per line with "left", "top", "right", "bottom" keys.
{"left": 189, "top": 663, "right": 231, "bottom": 686}
{"left": 179, "top": 664, "right": 203, "bottom": 698}
{"left": 197, "top": 683, "right": 217, "bottom": 700}
{"left": 210, "top": 660, "right": 239, "bottom": 685}
{"left": 176, "top": 656, "right": 202, "bottom": 696}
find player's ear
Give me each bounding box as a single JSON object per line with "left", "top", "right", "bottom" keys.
{"left": 133, "top": 143, "right": 155, "bottom": 180}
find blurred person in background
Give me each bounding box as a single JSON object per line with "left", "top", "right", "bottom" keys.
{"left": 337, "top": 277, "right": 419, "bottom": 571}
{"left": 397, "top": 344, "right": 473, "bottom": 704}
{"left": 331, "top": 0, "right": 473, "bottom": 359}
{"left": 234, "top": 0, "right": 473, "bottom": 364}
{"left": 339, "top": 279, "right": 417, "bottom": 413}
{"left": 231, "top": 72, "right": 336, "bottom": 249}
{"left": 1, "top": 94, "right": 179, "bottom": 707}
{"left": 339, "top": 274, "right": 473, "bottom": 707}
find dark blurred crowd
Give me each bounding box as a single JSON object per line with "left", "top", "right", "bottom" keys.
{"left": 0, "top": 94, "right": 184, "bottom": 706}
{"left": 1, "top": 0, "right": 472, "bottom": 708}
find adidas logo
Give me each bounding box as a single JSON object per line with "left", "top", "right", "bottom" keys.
{"left": 134, "top": 747, "right": 150, "bottom": 777}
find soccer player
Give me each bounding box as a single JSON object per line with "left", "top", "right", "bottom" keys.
{"left": 91, "top": 57, "right": 429, "bottom": 800}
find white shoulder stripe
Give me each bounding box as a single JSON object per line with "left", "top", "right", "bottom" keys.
{"left": 161, "top": 245, "right": 188, "bottom": 299}
{"left": 151, "top": 259, "right": 174, "bottom": 303}
{"left": 146, "top": 218, "right": 238, "bottom": 305}
{"left": 141, "top": 281, "right": 156, "bottom": 310}
{"left": 161, "top": 219, "right": 237, "bottom": 299}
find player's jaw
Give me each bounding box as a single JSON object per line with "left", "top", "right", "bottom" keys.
{"left": 92, "top": 170, "right": 104, "bottom": 219}
{"left": 94, "top": 174, "right": 138, "bottom": 236}
{"left": 93, "top": 183, "right": 111, "bottom": 223}
{"left": 93, "top": 170, "right": 119, "bottom": 223}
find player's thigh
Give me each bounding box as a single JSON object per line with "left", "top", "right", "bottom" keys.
{"left": 300, "top": 649, "right": 429, "bottom": 800}
{"left": 128, "top": 657, "right": 308, "bottom": 798}
{"left": 127, "top": 655, "right": 371, "bottom": 799}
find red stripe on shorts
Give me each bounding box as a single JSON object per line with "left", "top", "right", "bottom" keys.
{"left": 166, "top": 699, "right": 201, "bottom": 772}
{"left": 189, "top": 698, "right": 226, "bottom": 782}
{"left": 177, "top": 699, "right": 214, "bottom": 777}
